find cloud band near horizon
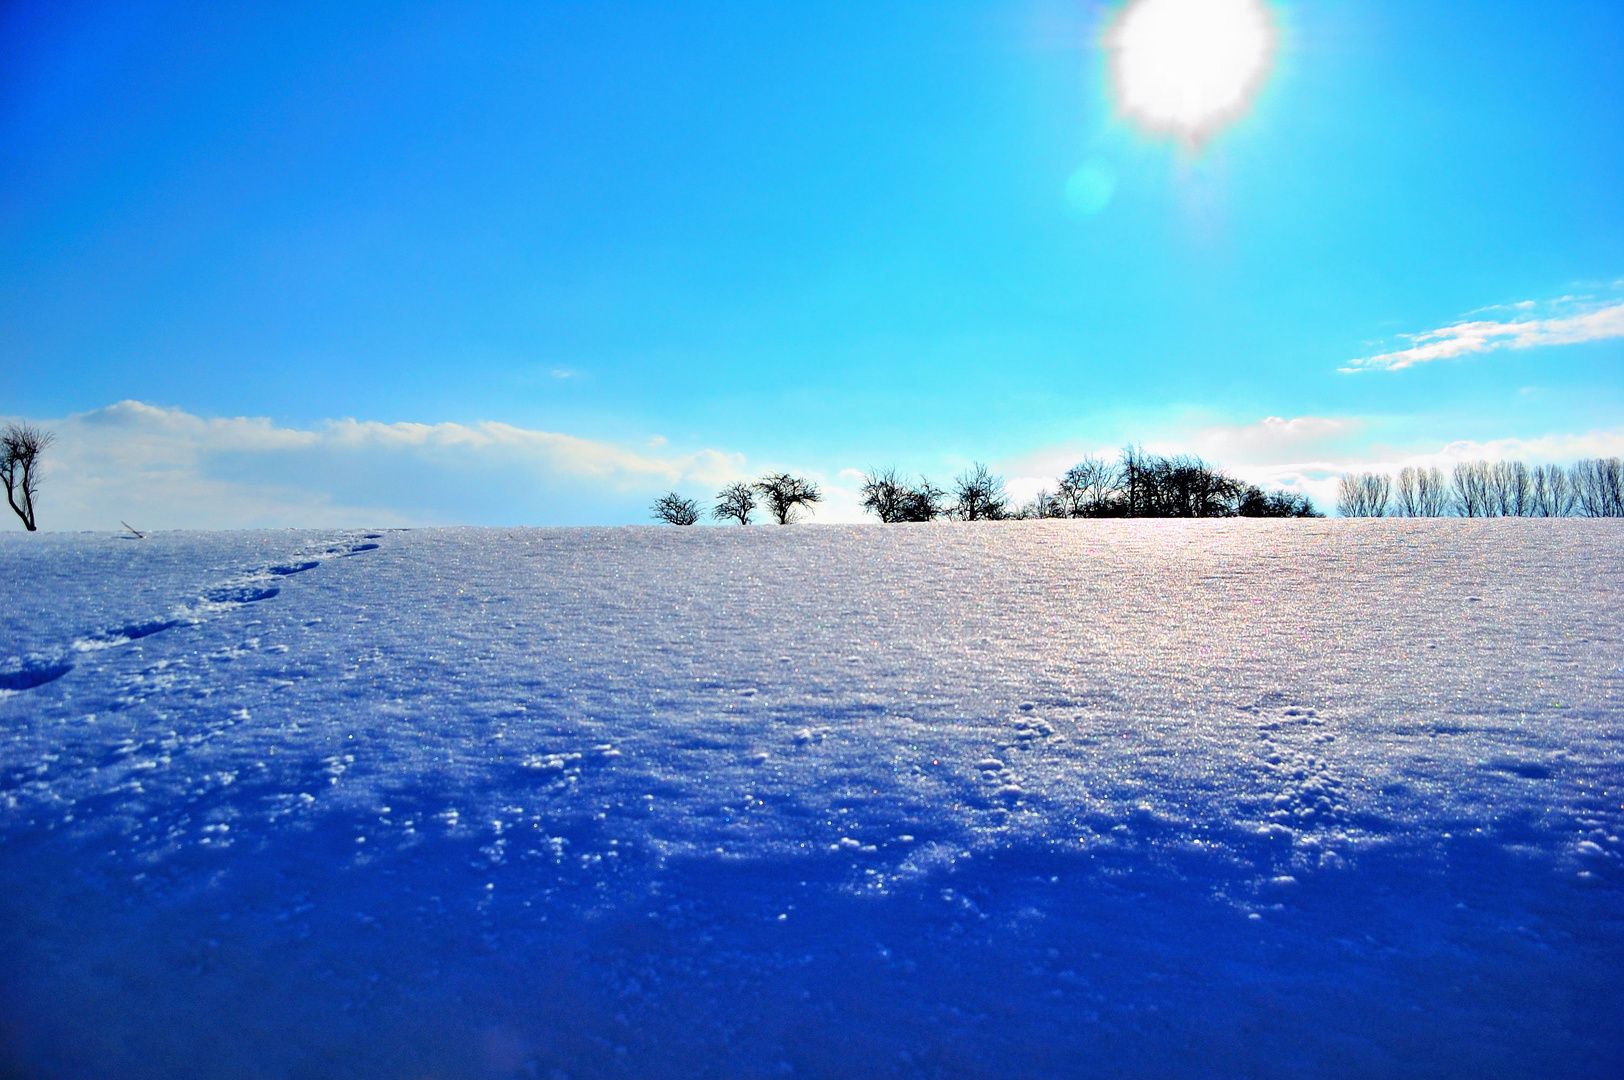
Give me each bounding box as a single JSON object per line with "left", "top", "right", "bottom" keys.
{"left": 5, "top": 402, "right": 1623, "bottom": 529}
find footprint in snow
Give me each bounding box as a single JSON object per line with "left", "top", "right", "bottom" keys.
{"left": 205, "top": 584, "right": 281, "bottom": 605}
{"left": 75, "top": 618, "right": 182, "bottom": 650}
{"left": 0, "top": 662, "right": 73, "bottom": 692}
{"left": 4, "top": 548, "right": 333, "bottom": 696}
{"left": 266, "top": 561, "right": 320, "bottom": 576}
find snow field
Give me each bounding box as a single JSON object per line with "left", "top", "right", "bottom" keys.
{"left": 1, "top": 521, "right": 1621, "bottom": 1078}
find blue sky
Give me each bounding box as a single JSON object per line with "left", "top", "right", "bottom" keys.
{"left": 3, "top": 0, "right": 1621, "bottom": 526}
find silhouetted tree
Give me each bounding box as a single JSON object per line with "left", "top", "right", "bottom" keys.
{"left": 1, "top": 422, "right": 52, "bottom": 531}
{"left": 1144, "top": 455, "right": 1245, "bottom": 517}
{"left": 950, "top": 462, "right": 1008, "bottom": 521}
{"left": 860, "top": 468, "right": 943, "bottom": 523}
{"left": 899, "top": 477, "right": 945, "bottom": 522}
{"left": 1014, "top": 488, "right": 1067, "bottom": 519}
{"left": 860, "top": 468, "right": 909, "bottom": 523}
{"left": 1237, "top": 486, "right": 1320, "bottom": 517}
{"left": 1119, "top": 445, "right": 1148, "bottom": 516}
{"left": 1057, "top": 456, "right": 1117, "bottom": 517}
{"left": 1052, "top": 449, "right": 1261, "bottom": 518}
{"left": 712, "top": 482, "right": 756, "bottom": 525}
{"left": 651, "top": 492, "right": 700, "bottom": 525}
{"left": 755, "top": 472, "right": 821, "bottom": 524}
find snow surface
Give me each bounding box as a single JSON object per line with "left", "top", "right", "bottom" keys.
{"left": 1, "top": 521, "right": 1621, "bottom": 1079}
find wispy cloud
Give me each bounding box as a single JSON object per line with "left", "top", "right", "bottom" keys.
{"left": 1344, "top": 298, "right": 1624, "bottom": 372}
{"left": 7, "top": 401, "right": 749, "bottom": 530}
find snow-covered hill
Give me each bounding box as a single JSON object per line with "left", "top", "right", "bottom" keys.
{"left": 2, "top": 522, "right": 1621, "bottom": 1079}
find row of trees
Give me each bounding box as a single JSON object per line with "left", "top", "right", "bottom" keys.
{"left": 653, "top": 449, "right": 1320, "bottom": 525}
{"left": 1337, "top": 458, "right": 1624, "bottom": 517}
{"left": 652, "top": 472, "right": 824, "bottom": 526}
{"left": 860, "top": 450, "right": 1318, "bottom": 521}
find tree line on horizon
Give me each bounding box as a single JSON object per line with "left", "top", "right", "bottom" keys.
{"left": 1337, "top": 458, "right": 1624, "bottom": 518}
{"left": 652, "top": 447, "right": 1320, "bottom": 525}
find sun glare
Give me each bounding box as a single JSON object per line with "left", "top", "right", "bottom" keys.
{"left": 1105, "top": 0, "right": 1276, "bottom": 145}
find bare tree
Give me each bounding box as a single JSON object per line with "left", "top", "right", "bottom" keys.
{"left": 860, "top": 467, "right": 910, "bottom": 523}
{"left": 1530, "top": 464, "right": 1574, "bottom": 517}
{"left": 900, "top": 477, "right": 945, "bottom": 522}
{"left": 1014, "top": 488, "right": 1067, "bottom": 519}
{"left": 860, "top": 468, "right": 943, "bottom": 523}
{"left": 1237, "top": 486, "right": 1320, "bottom": 517}
{"left": 1336, "top": 472, "right": 1391, "bottom": 517}
{"left": 712, "top": 482, "right": 757, "bottom": 525}
{"left": 1393, "top": 466, "right": 1450, "bottom": 517}
{"left": 1571, "top": 457, "right": 1624, "bottom": 517}
{"left": 1507, "top": 461, "right": 1533, "bottom": 516}
{"left": 1393, "top": 467, "right": 1423, "bottom": 517}
{"left": 1119, "top": 445, "right": 1148, "bottom": 517}
{"left": 1148, "top": 455, "right": 1245, "bottom": 517}
{"left": 1482, "top": 460, "right": 1534, "bottom": 516}
{"left": 1335, "top": 475, "right": 1361, "bottom": 517}
{"left": 755, "top": 472, "right": 821, "bottom": 524}
{"left": 1, "top": 423, "right": 53, "bottom": 531}
{"left": 1451, "top": 461, "right": 1492, "bottom": 517}
{"left": 651, "top": 492, "right": 700, "bottom": 525}
{"left": 1416, "top": 466, "right": 1450, "bottom": 516}
{"left": 1057, "top": 456, "right": 1117, "bottom": 517}
{"left": 950, "top": 462, "right": 1008, "bottom": 521}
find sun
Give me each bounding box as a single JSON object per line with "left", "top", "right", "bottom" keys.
{"left": 1105, "top": 0, "right": 1277, "bottom": 145}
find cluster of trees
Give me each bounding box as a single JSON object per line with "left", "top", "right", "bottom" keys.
{"left": 655, "top": 448, "right": 1320, "bottom": 525}
{"left": 1, "top": 423, "right": 51, "bottom": 531}
{"left": 863, "top": 451, "right": 1317, "bottom": 522}
{"left": 1337, "top": 458, "right": 1624, "bottom": 517}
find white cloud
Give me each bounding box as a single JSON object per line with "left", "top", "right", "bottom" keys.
{"left": 1345, "top": 299, "right": 1624, "bottom": 372}
{"left": 6, "top": 401, "right": 749, "bottom": 531}
{"left": 1176, "top": 414, "right": 1355, "bottom": 460}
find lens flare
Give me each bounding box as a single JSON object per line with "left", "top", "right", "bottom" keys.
{"left": 1105, "top": 0, "right": 1276, "bottom": 145}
